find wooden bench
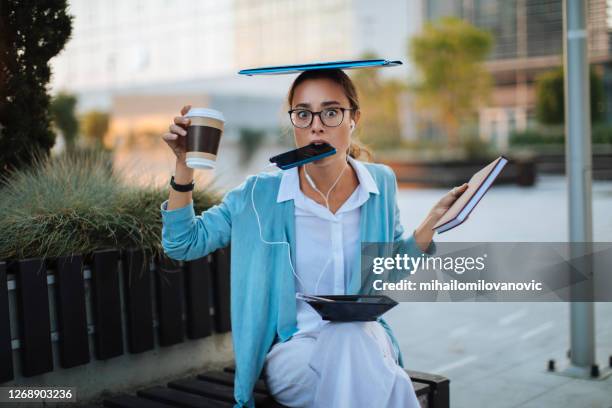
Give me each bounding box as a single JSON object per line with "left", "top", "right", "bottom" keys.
{"left": 101, "top": 365, "right": 449, "bottom": 408}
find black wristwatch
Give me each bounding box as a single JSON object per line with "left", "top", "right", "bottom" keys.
{"left": 170, "top": 176, "right": 195, "bottom": 192}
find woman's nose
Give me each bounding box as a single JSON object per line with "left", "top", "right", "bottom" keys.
{"left": 311, "top": 113, "right": 325, "bottom": 132}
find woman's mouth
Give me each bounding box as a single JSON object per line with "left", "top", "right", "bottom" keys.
{"left": 311, "top": 139, "right": 330, "bottom": 147}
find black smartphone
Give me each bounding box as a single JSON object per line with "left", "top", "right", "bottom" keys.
{"left": 269, "top": 142, "right": 336, "bottom": 170}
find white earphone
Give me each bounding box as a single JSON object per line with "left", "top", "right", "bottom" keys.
{"left": 350, "top": 120, "right": 355, "bottom": 133}
{"left": 305, "top": 170, "right": 317, "bottom": 190}
{"left": 253, "top": 162, "right": 345, "bottom": 294}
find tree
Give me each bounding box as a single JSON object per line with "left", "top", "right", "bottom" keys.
{"left": 50, "top": 92, "right": 79, "bottom": 153}
{"left": 409, "top": 17, "right": 493, "bottom": 146}
{"left": 535, "top": 67, "right": 604, "bottom": 125}
{"left": 351, "top": 52, "right": 405, "bottom": 150}
{"left": 0, "top": 0, "right": 73, "bottom": 173}
{"left": 81, "top": 111, "right": 110, "bottom": 150}
{"left": 238, "top": 128, "right": 265, "bottom": 166}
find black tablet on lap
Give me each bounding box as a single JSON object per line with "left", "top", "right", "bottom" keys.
{"left": 297, "top": 294, "right": 398, "bottom": 322}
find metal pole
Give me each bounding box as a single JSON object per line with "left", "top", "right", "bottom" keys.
{"left": 563, "top": 0, "right": 595, "bottom": 376}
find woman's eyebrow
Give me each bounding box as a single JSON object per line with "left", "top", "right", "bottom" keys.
{"left": 321, "top": 100, "right": 342, "bottom": 107}
{"left": 294, "top": 100, "right": 342, "bottom": 109}
{"left": 321, "top": 101, "right": 340, "bottom": 106}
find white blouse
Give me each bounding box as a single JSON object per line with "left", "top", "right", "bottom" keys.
{"left": 275, "top": 156, "right": 380, "bottom": 336}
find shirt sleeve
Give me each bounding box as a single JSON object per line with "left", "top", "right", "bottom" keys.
{"left": 388, "top": 164, "right": 437, "bottom": 259}
{"left": 160, "top": 196, "right": 233, "bottom": 261}
{"left": 393, "top": 199, "right": 437, "bottom": 257}
{"left": 387, "top": 192, "right": 436, "bottom": 285}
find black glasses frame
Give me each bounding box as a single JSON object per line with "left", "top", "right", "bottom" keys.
{"left": 288, "top": 107, "right": 353, "bottom": 128}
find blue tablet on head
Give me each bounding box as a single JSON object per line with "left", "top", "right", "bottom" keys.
{"left": 238, "top": 59, "right": 403, "bottom": 76}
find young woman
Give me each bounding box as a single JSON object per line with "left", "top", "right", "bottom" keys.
{"left": 160, "top": 68, "right": 467, "bottom": 408}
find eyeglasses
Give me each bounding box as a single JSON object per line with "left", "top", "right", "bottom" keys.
{"left": 288, "top": 107, "right": 353, "bottom": 128}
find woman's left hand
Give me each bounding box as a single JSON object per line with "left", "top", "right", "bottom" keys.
{"left": 413, "top": 183, "right": 469, "bottom": 252}
{"left": 427, "top": 183, "right": 469, "bottom": 222}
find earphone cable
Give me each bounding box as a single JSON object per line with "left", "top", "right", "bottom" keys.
{"left": 303, "top": 158, "right": 349, "bottom": 211}
{"left": 252, "top": 161, "right": 347, "bottom": 295}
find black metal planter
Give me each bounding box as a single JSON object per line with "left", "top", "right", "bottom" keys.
{"left": 122, "top": 249, "right": 154, "bottom": 354}
{"left": 55, "top": 254, "right": 90, "bottom": 368}
{"left": 0, "top": 261, "right": 13, "bottom": 383}
{"left": 91, "top": 249, "right": 123, "bottom": 360}
{"left": 15, "top": 257, "right": 54, "bottom": 377}
{"left": 0, "top": 247, "right": 232, "bottom": 383}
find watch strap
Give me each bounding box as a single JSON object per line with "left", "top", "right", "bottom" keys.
{"left": 170, "top": 175, "right": 195, "bottom": 192}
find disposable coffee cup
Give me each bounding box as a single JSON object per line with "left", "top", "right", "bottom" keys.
{"left": 184, "top": 107, "right": 225, "bottom": 170}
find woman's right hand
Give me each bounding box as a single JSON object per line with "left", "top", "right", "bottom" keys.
{"left": 162, "top": 105, "right": 192, "bottom": 163}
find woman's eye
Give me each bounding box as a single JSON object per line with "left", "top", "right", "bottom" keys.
{"left": 324, "top": 109, "right": 339, "bottom": 117}
{"left": 297, "top": 111, "right": 309, "bottom": 119}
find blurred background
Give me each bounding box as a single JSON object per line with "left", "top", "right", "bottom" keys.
{"left": 42, "top": 0, "right": 612, "bottom": 189}
{"left": 1, "top": 1, "right": 612, "bottom": 407}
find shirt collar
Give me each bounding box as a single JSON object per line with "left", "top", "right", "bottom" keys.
{"left": 276, "top": 155, "right": 379, "bottom": 203}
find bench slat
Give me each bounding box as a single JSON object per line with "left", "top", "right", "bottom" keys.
{"left": 407, "top": 369, "right": 450, "bottom": 408}
{"left": 138, "top": 386, "right": 233, "bottom": 408}
{"left": 169, "top": 377, "right": 272, "bottom": 406}
{"left": 406, "top": 369, "right": 450, "bottom": 385}
{"left": 223, "top": 364, "right": 434, "bottom": 399}
{"left": 103, "top": 395, "right": 176, "bottom": 408}
{"left": 198, "top": 370, "right": 269, "bottom": 395}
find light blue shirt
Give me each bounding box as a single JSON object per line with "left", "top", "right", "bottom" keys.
{"left": 160, "top": 160, "right": 436, "bottom": 407}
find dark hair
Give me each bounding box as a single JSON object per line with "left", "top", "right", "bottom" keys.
{"left": 287, "top": 69, "right": 372, "bottom": 161}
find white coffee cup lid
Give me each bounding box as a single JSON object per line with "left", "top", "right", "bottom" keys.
{"left": 185, "top": 107, "right": 225, "bottom": 122}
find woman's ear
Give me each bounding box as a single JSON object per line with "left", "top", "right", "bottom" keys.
{"left": 352, "top": 109, "right": 361, "bottom": 127}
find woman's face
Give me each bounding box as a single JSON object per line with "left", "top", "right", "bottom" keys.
{"left": 290, "top": 78, "right": 358, "bottom": 165}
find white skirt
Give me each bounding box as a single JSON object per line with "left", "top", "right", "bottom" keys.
{"left": 262, "top": 321, "right": 422, "bottom": 408}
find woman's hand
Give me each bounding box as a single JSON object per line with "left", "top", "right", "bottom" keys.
{"left": 162, "top": 104, "right": 192, "bottom": 164}
{"left": 427, "top": 183, "right": 469, "bottom": 222}
{"left": 163, "top": 105, "right": 195, "bottom": 211}
{"left": 413, "top": 183, "right": 469, "bottom": 252}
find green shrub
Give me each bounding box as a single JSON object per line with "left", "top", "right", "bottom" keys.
{"left": 50, "top": 92, "right": 79, "bottom": 153}
{"left": 510, "top": 126, "right": 612, "bottom": 146}
{"left": 592, "top": 125, "right": 612, "bottom": 144}
{"left": 0, "top": 148, "right": 220, "bottom": 262}
{"left": 238, "top": 128, "right": 266, "bottom": 166}
{"left": 510, "top": 129, "right": 564, "bottom": 146}
{"left": 460, "top": 134, "right": 496, "bottom": 160}
{"left": 535, "top": 67, "right": 604, "bottom": 125}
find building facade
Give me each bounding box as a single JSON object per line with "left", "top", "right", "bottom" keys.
{"left": 425, "top": 0, "right": 612, "bottom": 150}
{"left": 50, "top": 0, "right": 423, "bottom": 152}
